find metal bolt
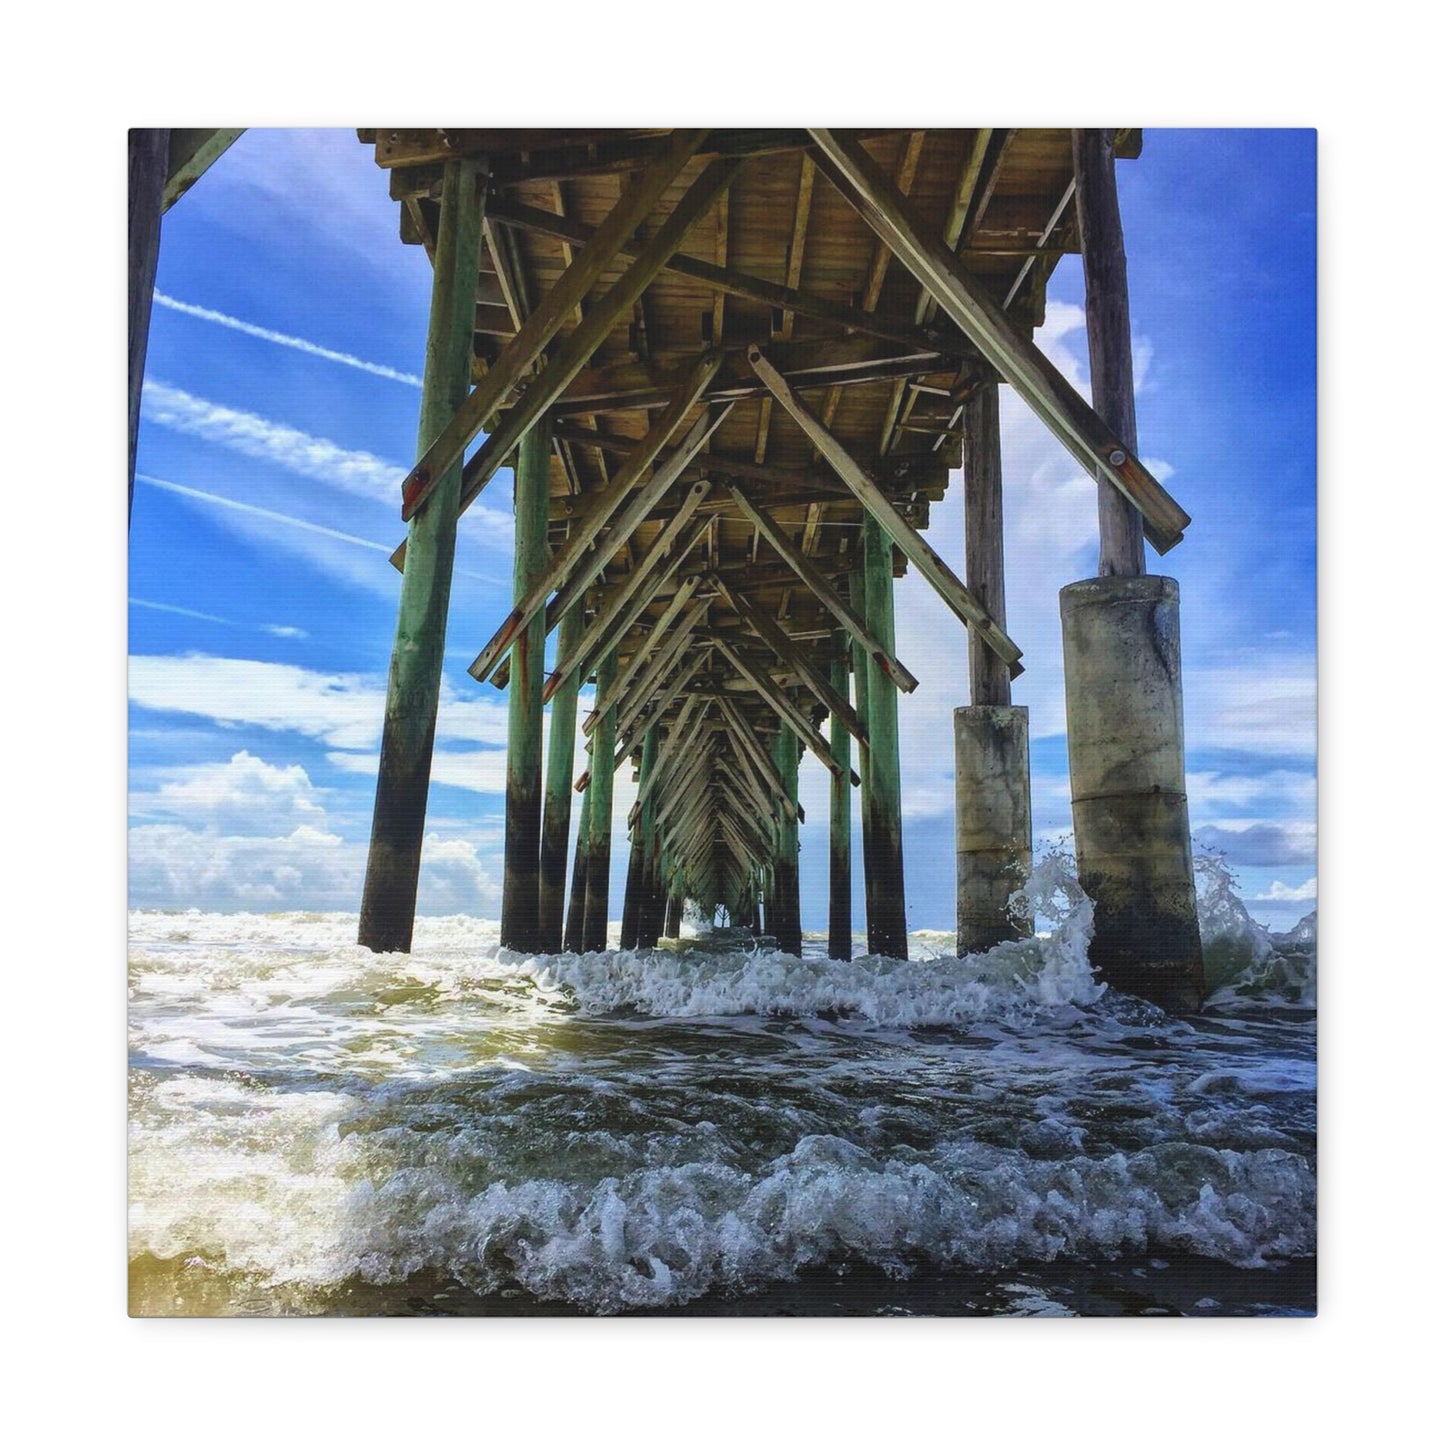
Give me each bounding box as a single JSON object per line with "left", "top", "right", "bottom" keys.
{"left": 1108, "top": 448, "right": 1127, "bottom": 467}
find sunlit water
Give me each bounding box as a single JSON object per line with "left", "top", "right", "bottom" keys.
{"left": 128, "top": 858, "right": 1316, "bottom": 1316}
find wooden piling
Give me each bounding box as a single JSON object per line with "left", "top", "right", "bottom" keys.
{"left": 828, "top": 654, "right": 853, "bottom": 960}
{"left": 563, "top": 775, "right": 592, "bottom": 953}
{"left": 860, "top": 515, "right": 908, "bottom": 958}
{"left": 1073, "top": 128, "right": 1145, "bottom": 579}
{"left": 538, "top": 605, "right": 583, "bottom": 952}
{"left": 637, "top": 727, "right": 666, "bottom": 946}
{"left": 962, "top": 383, "right": 1011, "bottom": 708}
{"left": 771, "top": 728, "right": 803, "bottom": 955}
{"left": 358, "top": 158, "right": 484, "bottom": 953}
{"left": 500, "top": 415, "right": 553, "bottom": 951}
{"left": 129, "top": 129, "right": 169, "bottom": 526}
{"left": 582, "top": 650, "right": 619, "bottom": 950}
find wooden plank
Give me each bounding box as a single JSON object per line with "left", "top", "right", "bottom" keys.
{"left": 465, "top": 363, "right": 724, "bottom": 683}
{"left": 162, "top": 129, "right": 244, "bottom": 211}
{"left": 725, "top": 483, "right": 919, "bottom": 694}
{"left": 747, "top": 347, "right": 1024, "bottom": 679}
{"left": 808, "top": 129, "right": 1190, "bottom": 554}
{"left": 398, "top": 130, "right": 709, "bottom": 521}
{"left": 486, "top": 198, "right": 953, "bottom": 353}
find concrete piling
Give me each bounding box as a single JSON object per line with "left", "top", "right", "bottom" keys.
{"left": 1060, "top": 575, "right": 1204, "bottom": 1011}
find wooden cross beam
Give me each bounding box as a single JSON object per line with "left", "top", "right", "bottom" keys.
{"left": 725, "top": 484, "right": 919, "bottom": 694}
{"left": 710, "top": 635, "right": 847, "bottom": 782}
{"left": 400, "top": 130, "right": 708, "bottom": 521}
{"left": 746, "top": 347, "right": 1024, "bottom": 679}
{"left": 585, "top": 576, "right": 706, "bottom": 735}
{"left": 714, "top": 696, "right": 803, "bottom": 817}
{"left": 807, "top": 128, "right": 1190, "bottom": 553}
{"left": 466, "top": 380, "right": 725, "bottom": 683}
{"left": 162, "top": 130, "right": 245, "bottom": 212}
{"left": 486, "top": 198, "right": 951, "bottom": 355}
{"left": 712, "top": 577, "right": 868, "bottom": 750}
{"left": 545, "top": 495, "right": 715, "bottom": 702}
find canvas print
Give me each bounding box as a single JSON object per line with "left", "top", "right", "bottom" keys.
{"left": 127, "top": 127, "right": 1316, "bottom": 1317}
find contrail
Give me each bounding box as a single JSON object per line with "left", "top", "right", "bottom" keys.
{"left": 153, "top": 291, "right": 424, "bottom": 387}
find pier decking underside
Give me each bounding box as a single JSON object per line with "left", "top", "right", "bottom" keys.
{"left": 364, "top": 127, "right": 1135, "bottom": 918}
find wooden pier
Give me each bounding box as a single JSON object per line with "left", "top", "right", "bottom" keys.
{"left": 130, "top": 126, "right": 1207, "bottom": 1008}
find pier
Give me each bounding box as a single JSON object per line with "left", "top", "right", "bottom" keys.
{"left": 131, "top": 126, "right": 1206, "bottom": 1011}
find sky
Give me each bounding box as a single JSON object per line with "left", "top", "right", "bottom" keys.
{"left": 128, "top": 127, "right": 1317, "bottom": 934}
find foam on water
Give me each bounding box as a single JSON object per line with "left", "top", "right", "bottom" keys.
{"left": 128, "top": 857, "right": 1316, "bottom": 1315}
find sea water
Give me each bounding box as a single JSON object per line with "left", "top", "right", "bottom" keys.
{"left": 127, "top": 857, "right": 1316, "bottom": 1316}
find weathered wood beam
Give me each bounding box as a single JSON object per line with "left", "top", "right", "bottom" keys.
{"left": 715, "top": 696, "right": 800, "bottom": 821}
{"left": 129, "top": 129, "right": 168, "bottom": 525}
{"left": 808, "top": 129, "right": 1189, "bottom": 554}
{"left": 398, "top": 130, "right": 709, "bottom": 521}
{"left": 748, "top": 347, "right": 1023, "bottom": 678}
{"left": 487, "top": 198, "right": 950, "bottom": 354}
{"left": 1073, "top": 127, "right": 1146, "bottom": 578}
{"left": 466, "top": 365, "right": 724, "bottom": 682}
{"left": 581, "top": 649, "right": 619, "bottom": 949}
{"left": 828, "top": 653, "right": 853, "bottom": 961}
{"left": 584, "top": 575, "right": 705, "bottom": 734}
{"left": 725, "top": 484, "right": 918, "bottom": 693}
{"left": 538, "top": 603, "right": 583, "bottom": 952}
{"left": 710, "top": 635, "right": 844, "bottom": 782}
{"left": 714, "top": 579, "right": 867, "bottom": 749}
{"left": 963, "top": 382, "right": 1012, "bottom": 707}
{"left": 548, "top": 333, "right": 960, "bottom": 417}
{"left": 546, "top": 494, "right": 714, "bottom": 701}
{"left": 358, "top": 158, "right": 485, "bottom": 955}
{"left": 162, "top": 129, "right": 244, "bottom": 211}
{"left": 499, "top": 415, "right": 552, "bottom": 951}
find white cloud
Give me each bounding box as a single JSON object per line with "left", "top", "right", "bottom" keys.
{"left": 129, "top": 653, "right": 511, "bottom": 755}
{"left": 1186, "top": 768, "right": 1317, "bottom": 815}
{"left": 1194, "top": 820, "right": 1316, "bottom": 867}
{"left": 1254, "top": 876, "right": 1317, "bottom": 903}
{"left": 132, "top": 751, "right": 327, "bottom": 834}
{"left": 326, "top": 746, "right": 510, "bottom": 795}
{"left": 142, "top": 380, "right": 407, "bottom": 505}
{"left": 1187, "top": 653, "right": 1317, "bottom": 757}
{"left": 153, "top": 291, "right": 423, "bottom": 387}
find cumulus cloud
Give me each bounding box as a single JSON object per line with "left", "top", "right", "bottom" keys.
{"left": 133, "top": 751, "right": 327, "bottom": 834}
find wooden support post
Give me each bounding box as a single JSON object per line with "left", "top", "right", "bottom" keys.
{"left": 828, "top": 654, "right": 853, "bottom": 961}
{"left": 771, "top": 728, "right": 803, "bottom": 955}
{"left": 620, "top": 817, "right": 645, "bottom": 950}
{"left": 1072, "top": 128, "right": 1146, "bottom": 579}
{"left": 637, "top": 726, "right": 666, "bottom": 946}
{"left": 563, "top": 767, "right": 593, "bottom": 953}
{"left": 538, "top": 604, "right": 583, "bottom": 952}
{"left": 962, "top": 382, "right": 1011, "bottom": 707}
{"left": 358, "top": 158, "right": 484, "bottom": 953}
{"left": 581, "top": 650, "right": 619, "bottom": 950}
{"left": 860, "top": 515, "right": 908, "bottom": 959}
{"left": 129, "top": 128, "right": 169, "bottom": 526}
{"left": 807, "top": 129, "right": 1189, "bottom": 554}
{"left": 500, "top": 414, "right": 552, "bottom": 952}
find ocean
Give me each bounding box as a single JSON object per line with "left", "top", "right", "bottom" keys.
{"left": 127, "top": 856, "right": 1316, "bottom": 1317}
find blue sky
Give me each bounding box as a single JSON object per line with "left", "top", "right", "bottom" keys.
{"left": 128, "top": 128, "right": 1316, "bottom": 933}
